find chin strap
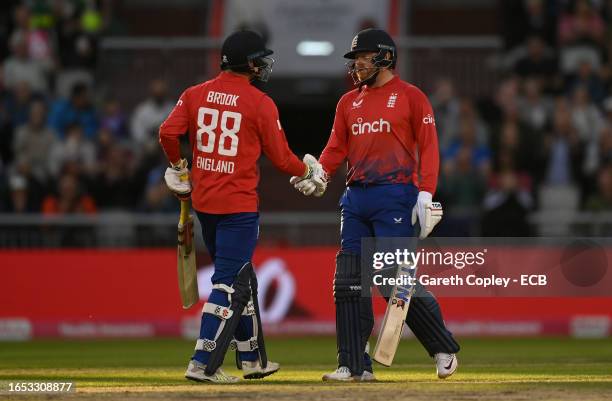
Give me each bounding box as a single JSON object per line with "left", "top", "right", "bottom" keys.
{"left": 358, "top": 69, "right": 380, "bottom": 89}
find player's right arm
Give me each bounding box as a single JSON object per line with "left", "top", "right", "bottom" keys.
{"left": 159, "top": 90, "right": 190, "bottom": 165}
{"left": 318, "top": 97, "right": 348, "bottom": 177}
{"left": 159, "top": 90, "right": 191, "bottom": 198}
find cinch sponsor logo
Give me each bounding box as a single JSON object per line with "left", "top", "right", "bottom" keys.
{"left": 351, "top": 117, "right": 391, "bottom": 135}
{"left": 423, "top": 114, "right": 435, "bottom": 125}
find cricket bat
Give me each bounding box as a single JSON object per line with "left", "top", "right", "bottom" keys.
{"left": 177, "top": 200, "right": 199, "bottom": 309}
{"left": 373, "top": 261, "right": 417, "bottom": 366}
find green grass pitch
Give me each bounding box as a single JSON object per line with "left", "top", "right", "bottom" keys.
{"left": 0, "top": 337, "right": 611, "bottom": 400}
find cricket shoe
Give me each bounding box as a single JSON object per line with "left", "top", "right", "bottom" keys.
{"left": 434, "top": 353, "right": 458, "bottom": 379}
{"left": 359, "top": 370, "right": 377, "bottom": 382}
{"left": 185, "top": 360, "right": 240, "bottom": 383}
{"left": 322, "top": 366, "right": 376, "bottom": 382}
{"left": 241, "top": 360, "right": 280, "bottom": 379}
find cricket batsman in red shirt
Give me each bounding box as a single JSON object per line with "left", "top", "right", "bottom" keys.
{"left": 292, "top": 29, "right": 460, "bottom": 381}
{"left": 159, "top": 30, "right": 325, "bottom": 383}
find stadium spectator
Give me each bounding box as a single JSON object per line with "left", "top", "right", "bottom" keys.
{"left": 558, "top": 0, "right": 606, "bottom": 76}
{"left": 517, "top": 77, "right": 553, "bottom": 131}
{"left": 8, "top": 174, "right": 29, "bottom": 213}
{"left": 54, "top": 14, "right": 97, "bottom": 97}
{"left": 3, "top": 31, "right": 48, "bottom": 94}
{"left": 11, "top": 3, "right": 54, "bottom": 69}
{"left": 585, "top": 163, "right": 612, "bottom": 211}
{"left": 513, "top": 35, "right": 560, "bottom": 92}
{"left": 141, "top": 164, "right": 176, "bottom": 212}
{"left": 439, "top": 146, "right": 487, "bottom": 236}
{"left": 543, "top": 99, "right": 584, "bottom": 187}
{"left": 442, "top": 97, "right": 490, "bottom": 156}
{"left": 3, "top": 81, "right": 37, "bottom": 129}
{"left": 458, "top": 98, "right": 489, "bottom": 145}
{"left": 482, "top": 167, "right": 533, "bottom": 236}
{"left": 12, "top": 99, "right": 56, "bottom": 182}
{"left": 130, "top": 79, "right": 173, "bottom": 154}
{"left": 570, "top": 85, "right": 605, "bottom": 175}
{"left": 430, "top": 78, "right": 460, "bottom": 148}
{"left": 558, "top": 0, "right": 606, "bottom": 47}
{"left": 7, "top": 159, "right": 47, "bottom": 213}
{"left": 491, "top": 121, "right": 531, "bottom": 174}
{"left": 500, "top": 0, "right": 557, "bottom": 50}
{"left": 480, "top": 76, "right": 521, "bottom": 126}
{"left": 48, "top": 123, "right": 96, "bottom": 177}
{"left": 442, "top": 117, "right": 492, "bottom": 177}
{"left": 566, "top": 59, "right": 607, "bottom": 104}
{"left": 48, "top": 82, "right": 99, "bottom": 139}
{"left": 41, "top": 173, "right": 96, "bottom": 214}
{"left": 100, "top": 98, "right": 129, "bottom": 141}
{"left": 90, "top": 144, "right": 136, "bottom": 209}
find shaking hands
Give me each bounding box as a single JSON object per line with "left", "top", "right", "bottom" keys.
{"left": 290, "top": 154, "right": 328, "bottom": 197}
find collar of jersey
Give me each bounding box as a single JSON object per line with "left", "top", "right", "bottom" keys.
{"left": 219, "top": 71, "right": 251, "bottom": 83}
{"left": 363, "top": 75, "right": 399, "bottom": 92}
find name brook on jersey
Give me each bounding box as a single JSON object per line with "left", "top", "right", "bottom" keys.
{"left": 207, "top": 91, "right": 239, "bottom": 106}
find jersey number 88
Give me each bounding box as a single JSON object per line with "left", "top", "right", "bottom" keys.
{"left": 196, "top": 107, "right": 241, "bottom": 157}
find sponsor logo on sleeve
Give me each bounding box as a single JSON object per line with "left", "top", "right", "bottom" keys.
{"left": 422, "top": 114, "right": 435, "bottom": 125}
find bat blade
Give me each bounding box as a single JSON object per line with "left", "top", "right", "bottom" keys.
{"left": 177, "top": 201, "right": 199, "bottom": 309}
{"left": 373, "top": 262, "right": 417, "bottom": 366}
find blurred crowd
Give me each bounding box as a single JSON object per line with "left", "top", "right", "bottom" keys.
{"left": 0, "top": 0, "right": 611, "bottom": 237}
{"left": 0, "top": 0, "right": 178, "bottom": 214}
{"left": 436, "top": 0, "right": 612, "bottom": 235}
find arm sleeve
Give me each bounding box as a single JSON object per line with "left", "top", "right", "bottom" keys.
{"left": 159, "top": 90, "right": 190, "bottom": 164}
{"left": 318, "top": 98, "right": 348, "bottom": 177}
{"left": 257, "top": 96, "right": 306, "bottom": 177}
{"left": 409, "top": 88, "right": 440, "bottom": 195}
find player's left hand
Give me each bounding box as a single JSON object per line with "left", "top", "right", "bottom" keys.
{"left": 411, "top": 191, "right": 443, "bottom": 239}
{"left": 164, "top": 158, "right": 192, "bottom": 200}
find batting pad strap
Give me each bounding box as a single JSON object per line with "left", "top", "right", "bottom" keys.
{"left": 212, "top": 283, "right": 235, "bottom": 294}
{"left": 195, "top": 338, "right": 216, "bottom": 351}
{"left": 202, "top": 302, "right": 234, "bottom": 320}
{"left": 230, "top": 337, "right": 259, "bottom": 352}
{"left": 242, "top": 301, "right": 255, "bottom": 316}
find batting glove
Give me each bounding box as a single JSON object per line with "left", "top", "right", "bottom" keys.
{"left": 164, "top": 158, "right": 191, "bottom": 200}
{"left": 290, "top": 154, "right": 327, "bottom": 197}
{"left": 411, "top": 191, "right": 443, "bottom": 239}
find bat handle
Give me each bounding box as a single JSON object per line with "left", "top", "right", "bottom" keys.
{"left": 179, "top": 200, "right": 190, "bottom": 225}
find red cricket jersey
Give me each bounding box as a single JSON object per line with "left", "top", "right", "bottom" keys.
{"left": 319, "top": 75, "right": 440, "bottom": 194}
{"left": 159, "top": 72, "right": 305, "bottom": 214}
